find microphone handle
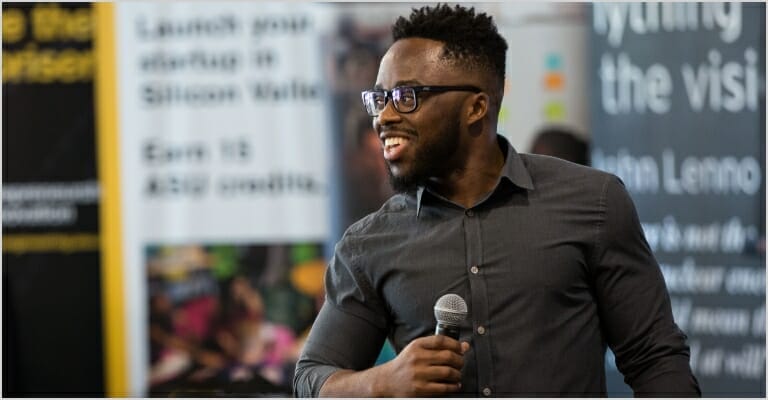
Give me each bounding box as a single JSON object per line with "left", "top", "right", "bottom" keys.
{"left": 435, "top": 322, "right": 460, "bottom": 340}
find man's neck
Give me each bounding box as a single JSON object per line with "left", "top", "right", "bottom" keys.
{"left": 428, "top": 135, "right": 505, "bottom": 209}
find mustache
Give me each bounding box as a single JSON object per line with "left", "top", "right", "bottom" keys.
{"left": 379, "top": 126, "right": 418, "bottom": 136}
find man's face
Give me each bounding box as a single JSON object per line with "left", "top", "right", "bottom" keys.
{"left": 373, "top": 38, "right": 476, "bottom": 193}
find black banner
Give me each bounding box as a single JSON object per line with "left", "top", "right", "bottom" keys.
{"left": 590, "top": 3, "right": 765, "bottom": 397}
{"left": 2, "top": 3, "right": 104, "bottom": 396}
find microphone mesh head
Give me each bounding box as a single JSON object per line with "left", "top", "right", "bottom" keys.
{"left": 434, "top": 293, "right": 468, "bottom": 325}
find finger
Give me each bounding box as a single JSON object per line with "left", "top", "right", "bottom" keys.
{"left": 416, "top": 381, "right": 463, "bottom": 396}
{"left": 420, "top": 365, "right": 462, "bottom": 383}
{"left": 461, "top": 341, "right": 470, "bottom": 354}
{"left": 420, "top": 335, "right": 462, "bottom": 352}
{"left": 429, "top": 349, "right": 465, "bottom": 369}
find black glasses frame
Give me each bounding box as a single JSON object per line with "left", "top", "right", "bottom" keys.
{"left": 361, "top": 85, "right": 482, "bottom": 117}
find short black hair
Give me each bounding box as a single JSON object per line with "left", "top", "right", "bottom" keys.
{"left": 392, "top": 4, "right": 508, "bottom": 92}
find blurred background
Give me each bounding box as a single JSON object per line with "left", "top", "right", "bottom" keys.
{"left": 2, "top": 2, "right": 765, "bottom": 397}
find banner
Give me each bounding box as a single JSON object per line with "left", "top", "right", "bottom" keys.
{"left": 110, "top": 2, "right": 333, "bottom": 394}
{"left": 2, "top": 3, "right": 104, "bottom": 396}
{"left": 590, "top": 3, "right": 765, "bottom": 396}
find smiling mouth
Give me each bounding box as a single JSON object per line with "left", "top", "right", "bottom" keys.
{"left": 382, "top": 136, "right": 411, "bottom": 161}
{"left": 384, "top": 137, "right": 407, "bottom": 150}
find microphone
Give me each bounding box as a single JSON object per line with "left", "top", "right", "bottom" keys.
{"left": 434, "top": 293, "right": 468, "bottom": 340}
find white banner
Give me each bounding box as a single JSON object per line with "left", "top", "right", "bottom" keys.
{"left": 115, "top": 2, "right": 332, "bottom": 394}
{"left": 118, "top": 2, "right": 331, "bottom": 243}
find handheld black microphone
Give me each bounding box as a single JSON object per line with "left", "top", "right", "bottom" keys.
{"left": 434, "top": 293, "right": 468, "bottom": 340}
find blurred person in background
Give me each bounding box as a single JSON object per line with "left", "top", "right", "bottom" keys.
{"left": 295, "top": 3, "right": 700, "bottom": 397}
{"left": 529, "top": 125, "right": 590, "bottom": 166}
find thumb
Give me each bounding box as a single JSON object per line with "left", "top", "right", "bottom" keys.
{"left": 461, "top": 341, "right": 470, "bottom": 354}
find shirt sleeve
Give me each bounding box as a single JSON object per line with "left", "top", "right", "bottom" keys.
{"left": 591, "top": 175, "right": 701, "bottom": 396}
{"left": 293, "top": 233, "right": 390, "bottom": 397}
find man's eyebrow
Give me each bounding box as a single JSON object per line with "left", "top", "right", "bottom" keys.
{"left": 394, "top": 80, "right": 421, "bottom": 87}
{"left": 372, "top": 80, "right": 422, "bottom": 90}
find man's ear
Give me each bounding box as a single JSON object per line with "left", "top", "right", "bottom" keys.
{"left": 466, "top": 92, "right": 489, "bottom": 125}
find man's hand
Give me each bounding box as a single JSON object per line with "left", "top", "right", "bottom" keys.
{"left": 378, "top": 335, "right": 469, "bottom": 396}
{"left": 319, "top": 335, "right": 470, "bottom": 397}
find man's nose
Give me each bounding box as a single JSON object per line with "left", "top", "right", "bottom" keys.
{"left": 376, "top": 98, "right": 402, "bottom": 125}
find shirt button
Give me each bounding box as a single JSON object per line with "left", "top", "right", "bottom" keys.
{"left": 482, "top": 387, "right": 492, "bottom": 396}
{"left": 470, "top": 265, "right": 479, "bottom": 274}
{"left": 465, "top": 209, "right": 475, "bottom": 217}
{"left": 477, "top": 325, "right": 486, "bottom": 335}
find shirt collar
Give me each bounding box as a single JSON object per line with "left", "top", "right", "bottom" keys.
{"left": 416, "top": 134, "right": 534, "bottom": 217}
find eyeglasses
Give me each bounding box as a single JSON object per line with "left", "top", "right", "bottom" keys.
{"left": 361, "top": 85, "right": 482, "bottom": 117}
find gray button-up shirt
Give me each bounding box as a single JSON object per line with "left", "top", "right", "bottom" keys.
{"left": 294, "top": 135, "right": 700, "bottom": 397}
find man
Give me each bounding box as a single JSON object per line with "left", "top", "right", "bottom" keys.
{"left": 294, "top": 4, "right": 700, "bottom": 397}
{"left": 529, "top": 126, "right": 590, "bottom": 167}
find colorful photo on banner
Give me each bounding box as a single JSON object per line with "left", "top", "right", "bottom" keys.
{"left": 145, "top": 242, "right": 324, "bottom": 395}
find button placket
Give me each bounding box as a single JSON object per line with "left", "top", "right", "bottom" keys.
{"left": 464, "top": 203, "right": 493, "bottom": 395}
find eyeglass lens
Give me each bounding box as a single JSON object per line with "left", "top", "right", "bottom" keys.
{"left": 364, "top": 87, "right": 416, "bottom": 116}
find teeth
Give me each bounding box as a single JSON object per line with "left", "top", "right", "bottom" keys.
{"left": 384, "top": 137, "right": 407, "bottom": 148}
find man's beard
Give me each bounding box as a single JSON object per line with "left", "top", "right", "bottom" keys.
{"left": 386, "top": 124, "right": 461, "bottom": 194}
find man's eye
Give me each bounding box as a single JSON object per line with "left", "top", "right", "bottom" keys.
{"left": 397, "top": 91, "right": 415, "bottom": 103}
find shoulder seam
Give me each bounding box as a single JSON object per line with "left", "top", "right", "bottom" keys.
{"left": 590, "top": 174, "right": 613, "bottom": 270}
